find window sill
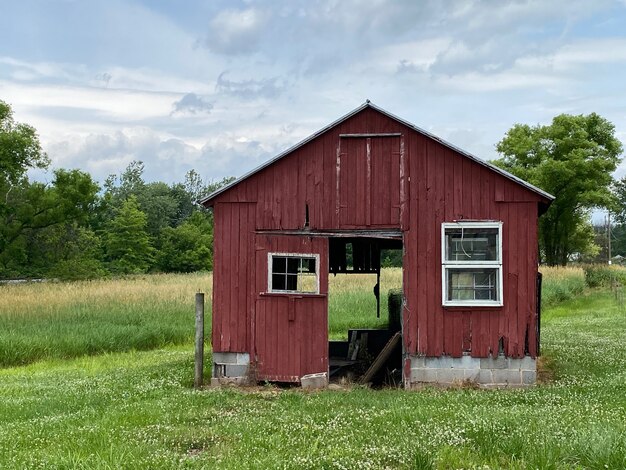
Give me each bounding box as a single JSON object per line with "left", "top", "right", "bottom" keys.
{"left": 443, "top": 304, "right": 503, "bottom": 311}
{"left": 260, "top": 292, "right": 326, "bottom": 299}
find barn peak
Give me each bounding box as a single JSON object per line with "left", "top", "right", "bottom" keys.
{"left": 200, "top": 101, "right": 553, "bottom": 206}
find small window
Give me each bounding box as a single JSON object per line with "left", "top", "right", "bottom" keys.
{"left": 268, "top": 253, "right": 319, "bottom": 294}
{"left": 441, "top": 222, "right": 503, "bottom": 307}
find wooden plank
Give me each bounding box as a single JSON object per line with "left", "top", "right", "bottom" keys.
{"left": 416, "top": 137, "right": 428, "bottom": 355}
{"left": 359, "top": 332, "right": 401, "bottom": 384}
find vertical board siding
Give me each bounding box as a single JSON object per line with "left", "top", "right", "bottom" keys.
{"left": 212, "top": 202, "right": 256, "bottom": 353}
{"left": 253, "top": 235, "right": 329, "bottom": 381}
{"left": 210, "top": 106, "right": 545, "bottom": 384}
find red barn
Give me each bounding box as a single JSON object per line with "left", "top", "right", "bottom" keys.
{"left": 201, "top": 102, "right": 553, "bottom": 388}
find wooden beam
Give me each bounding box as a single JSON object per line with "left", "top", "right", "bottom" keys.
{"left": 359, "top": 332, "right": 401, "bottom": 384}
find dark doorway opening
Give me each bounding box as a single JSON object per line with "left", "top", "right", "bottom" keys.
{"left": 327, "top": 236, "right": 403, "bottom": 386}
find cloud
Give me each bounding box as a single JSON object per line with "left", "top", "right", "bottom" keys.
{"left": 171, "top": 93, "right": 213, "bottom": 115}
{"left": 203, "top": 8, "right": 269, "bottom": 55}
{"left": 215, "top": 72, "right": 287, "bottom": 100}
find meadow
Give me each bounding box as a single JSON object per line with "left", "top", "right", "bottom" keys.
{"left": 0, "top": 266, "right": 625, "bottom": 468}
{"left": 0, "top": 269, "right": 403, "bottom": 367}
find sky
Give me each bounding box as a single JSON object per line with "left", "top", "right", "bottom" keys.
{"left": 2, "top": 0, "right": 626, "bottom": 187}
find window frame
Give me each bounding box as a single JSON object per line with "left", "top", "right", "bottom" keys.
{"left": 441, "top": 221, "right": 503, "bottom": 307}
{"left": 267, "top": 252, "right": 320, "bottom": 295}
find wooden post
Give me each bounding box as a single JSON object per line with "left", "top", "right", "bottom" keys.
{"left": 194, "top": 292, "right": 205, "bottom": 388}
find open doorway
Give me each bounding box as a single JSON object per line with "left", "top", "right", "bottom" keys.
{"left": 327, "top": 236, "right": 403, "bottom": 386}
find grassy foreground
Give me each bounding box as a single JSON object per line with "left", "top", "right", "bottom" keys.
{"left": 0, "top": 287, "right": 625, "bottom": 468}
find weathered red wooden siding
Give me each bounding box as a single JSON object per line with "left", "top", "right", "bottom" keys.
{"left": 210, "top": 106, "right": 545, "bottom": 374}
{"left": 211, "top": 202, "right": 256, "bottom": 353}
{"left": 253, "top": 235, "right": 328, "bottom": 381}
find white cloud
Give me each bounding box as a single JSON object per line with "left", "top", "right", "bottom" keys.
{"left": 204, "top": 8, "right": 270, "bottom": 55}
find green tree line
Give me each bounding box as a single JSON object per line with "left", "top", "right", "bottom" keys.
{"left": 0, "top": 100, "right": 233, "bottom": 280}
{"left": 2, "top": 99, "right": 626, "bottom": 275}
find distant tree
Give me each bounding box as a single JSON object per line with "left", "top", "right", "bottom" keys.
{"left": 495, "top": 113, "right": 622, "bottom": 266}
{"left": 104, "top": 195, "right": 154, "bottom": 274}
{"left": 30, "top": 223, "right": 106, "bottom": 280}
{"left": 0, "top": 100, "right": 49, "bottom": 187}
{"left": 0, "top": 169, "right": 99, "bottom": 278}
{"left": 156, "top": 212, "right": 213, "bottom": 272}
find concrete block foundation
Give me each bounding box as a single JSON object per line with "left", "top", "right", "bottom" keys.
{"left": 212, "top": 352, "right": 250, "bottom": 384}
{"left": 408, "top": 354, "right": 536, "bottom": 388}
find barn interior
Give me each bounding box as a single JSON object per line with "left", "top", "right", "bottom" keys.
{"left": 327, "top": 236, "right": 403, "bottom": 386}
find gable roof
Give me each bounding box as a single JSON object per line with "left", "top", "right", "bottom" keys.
{"left": 200, "top": 101, "right": 554, "bottom": 206}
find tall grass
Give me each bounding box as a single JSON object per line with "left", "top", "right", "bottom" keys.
{"left": 0, "top": 273, "right": 211, "bottom": 367}
{"left": 540, "top": 266, "right": 585, "bottom": 307}
{"left": 0, "top": 265, "right": 586, "bottom": 367}
{"left": 328, "top": 268, "right": 402, "bottom": 339}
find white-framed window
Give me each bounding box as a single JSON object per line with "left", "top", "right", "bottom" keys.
{"left": 267, "top": 252, "right": 320, "bottom": 294}
{"left": 441, "top": 222, "right": 503, "bottom": 307}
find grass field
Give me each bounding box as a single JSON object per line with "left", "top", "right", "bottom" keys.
{"left": 0, "top": 269, "right": 402, "bottom": 367}
{"left": 0, "top": 268, "right": 625, "bottom": 468}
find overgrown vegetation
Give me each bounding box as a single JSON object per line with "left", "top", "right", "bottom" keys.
{"left": 540, "top": 266, "right": 586, "bottom": 307}
{"left": 0, "top": 276, "right": 624, "bottom": 468}
{"left": 0, "top": 273, "right": 210, "bottom": 367}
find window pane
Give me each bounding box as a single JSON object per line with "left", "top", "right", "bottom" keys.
{"left": 287, "top": 257, "right": 299, "bottom": 274}
{"left": 300, "top": 258, "right": 316, "bottom": 273}
{"left": 272, "top": 274, "right": 286, "bottom": 290}
{"left": 297, "top": 273, "right": 317, "bottom": 292}
{"left": 286, "top": 274, "right": 298, "bottom": 291}
{"left": 445, "top": 227, "right": 499, "bottom": 261}
{"left": 270, "top": 254, "right": 318, "bottom": 293}
{"left": 447, "top": 268, "right": 499, "bottom": 302}
{"left": 272, "top": 257, "right": 286, "bottom": 274}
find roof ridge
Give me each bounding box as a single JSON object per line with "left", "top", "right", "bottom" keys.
{"left": 200, "top": 101, "right": 554, "bottom": 205}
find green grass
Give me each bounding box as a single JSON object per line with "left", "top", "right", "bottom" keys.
{"left": 0, "top": 270, "right": 401, "bottom": 366}
{"left": 0, "top": 288, "right": 625, "bottom": 468}
{"left": 0, "top": 273, "right": 209, "bottom": 367}
{"left": 540, "top": 266, "right": 586, "bottom": 308}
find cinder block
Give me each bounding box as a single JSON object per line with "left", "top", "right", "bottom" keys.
{"left": 411, "top": 356, "right": 426, "bottom": 368}
{"left": 235, "top": 353, "right": 251, "bottom": 365}
{"left": 481, "top": 356, "right": 508, "bottom": 369}
{"left": 225, "top": 364, "right": 248, "bottom": 377}
{"left": 301, "top": 372, "right": 328, "bottom": 390}
{"left": 210, "top": 376, "right": 248, "bottom": 387}
{"left": 437, "top": 369, "right": 462, "bottom": 384}
{"left": 412, "top": 368, "right": 437, "bottom": 383}
{"left": 492, "top": 369, "right": 521, "bottom": 385}
{"left": 522, "top": 370, "right": 537, "bottom": 385}
{"left": 477, "top": 369, "right": 493, "bottom": 384}
{"left": 428, "top": 356, "right": 453, "bottom": 369}
{"left": 459, "top": 355, "right": 479, "bottom": 369}
{"left": 463, "top": 368, "right": 479, "bottom": 381}
{"left": 212, "top": 352, "right": 236, "bottom": 364}
{"left": 518, "top": 356, "right": 536, "bottom": 371}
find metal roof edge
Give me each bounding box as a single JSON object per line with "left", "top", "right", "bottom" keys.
{"left": 200, "top": 101, "right": 554, "bottom": 205}
{"left": 366, "top": 102, "right": 555, "bottom": 202}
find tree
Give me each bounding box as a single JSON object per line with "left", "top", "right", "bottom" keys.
{"left": 156, "top": 211, "right": 213, "bottom": 272}
{"left": 104, "top": 195, "right": 155, "bottom": 274}
{"left": 0, "top": 100, "right": 49, "bottom": 186}
{"left": 495, "top": 113, "right": 622, "bottom": 266}
{"left": 0, "top": 169, "right": 99, "bottom": 277}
